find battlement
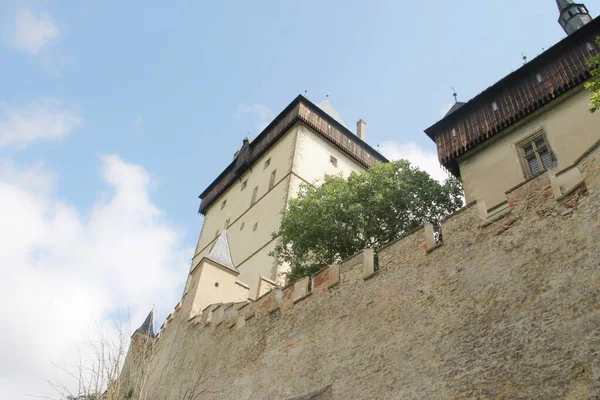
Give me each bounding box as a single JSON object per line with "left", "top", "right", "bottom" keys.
{"left": 141, "top": 140, "right": 600, "bottom": 399}
{"left": 160, "top": 140, "right": 599, "bottom": 336}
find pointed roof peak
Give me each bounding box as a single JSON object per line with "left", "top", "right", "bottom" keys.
{"left": 205, "top": 229, "right": 238, "bottom": 273}
{"left": 556, "top": 0, "right": 575, "bottom": 11}
{"left": 317, "top": 99, "right": 346, "bottom": 127}
{"left": 445, "top": 101, "right": 466, "bottom": 117}
{"left": 134, "top": 310, "right": 155, "bottom": 337}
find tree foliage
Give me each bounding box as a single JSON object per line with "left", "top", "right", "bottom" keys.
{"left": 584, "top": 37, "right": 600, "bottom": 113}
{"left": 271, "top": 160, "right": 464, "bottom": 283}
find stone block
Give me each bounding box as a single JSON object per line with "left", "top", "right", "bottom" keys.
{"left": 235, "top": 315, "right": 246, "bottom": 329}
{"left": 362, "top": 248, "right": 375, "bottom": 280}
{"left": 424, "top": 224, "right": 435, "bottom": 251}
{"left": 224, "top": 305, "right": 238, "bottom": 328}
{"left": 293, "top": 278, "right": 310, "bottom": 303}
{"left": 328, "top": 264, "right": 340, "bottom": 288}
{"left": 311, "top": 267, "right": 329, "bottom": 291}
{"left": 476, "top": 199, "right": 488, "bottom": 219}
{"left": 212, "top": 305, "right": 224, "bottom": 326}
{"left": 268, "top": 288, "right": 283, "bottom": 312}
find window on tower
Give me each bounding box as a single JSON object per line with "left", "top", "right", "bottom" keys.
{"left": 330, "top": 155, "right": 338, "bottom": 167}
{"left": 536, "top": 73, "right": 543, "bottom": 83}
{"left": 251, "top": 186, "right": 259, "bottom": 205}
{"left": 516, "top": 129, "right": 556, "bottom": 179}
{"left": 269, "top": 170, "right": 277, "bottom": 190}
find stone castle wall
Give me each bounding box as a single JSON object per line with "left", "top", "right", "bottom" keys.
{"left": 138, "top": 143, "right": 600, "bottom": 399}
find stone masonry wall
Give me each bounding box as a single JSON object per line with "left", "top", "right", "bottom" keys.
{"left": 140, "top": 144, "right": 600, "bottom": 400}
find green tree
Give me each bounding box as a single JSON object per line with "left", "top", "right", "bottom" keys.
{"left": 584, "top": 37, "right": 600, "bottom": 113}
{"left": 270, "top": 160, "right": 464, "bottom": 283}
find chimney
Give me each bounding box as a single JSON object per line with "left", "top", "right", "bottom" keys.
{"left": 356, "top": 119, "right": 366, "bottom": 141}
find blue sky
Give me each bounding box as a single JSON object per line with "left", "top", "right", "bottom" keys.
{"left": 0, "top": 0, "right": 577, "bottom": 244}
{"left": 0, "top": 0, "right": 592, "bottom": 397}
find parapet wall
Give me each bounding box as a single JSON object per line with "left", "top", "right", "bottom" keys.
{"left": 140, "top": 142, "right": 600, "bottom": 399}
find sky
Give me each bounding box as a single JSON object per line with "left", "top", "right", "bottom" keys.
{"left": 0, "top": 0, "right": 591, "bottom": 398}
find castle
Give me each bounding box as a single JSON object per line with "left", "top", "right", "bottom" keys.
{"left": 117, "top": 2, "right": 600, "bottom": 398}
{"left": 185, "top": 95, "right": 385, "bottom": 309}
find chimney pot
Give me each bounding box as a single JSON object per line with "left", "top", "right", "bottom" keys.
{"left": 357, "top": 119, "right": 366, "bottom": 141}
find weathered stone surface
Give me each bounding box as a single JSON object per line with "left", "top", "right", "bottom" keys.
{"left": 138, "top": 145, "right": 600, "bottom": 399}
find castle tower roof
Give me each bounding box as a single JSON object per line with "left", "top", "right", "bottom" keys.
{"left": 205, "top": 229, "right": 238, "bottom": 273}
{"left": 556, "top": 0, "right": 592, "bottom": 35}
{"left": 317, "top": 99, "right": 346, "bottom": 127}
{"left": 134, "top": 310, "right": 155, "bottom": 337}
{"left": 444, "top": 101, "right": 466, "bottom": 117}
{"left": 198, "top": 94, "right": 387, "bottom": 215}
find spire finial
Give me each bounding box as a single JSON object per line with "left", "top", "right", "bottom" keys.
{"left": 556, "top": 0, "right": 592, "bottom": 35}
{"left": 522, "top": 53, "right": 528, "bottom": 65}
{"left": 451, "top": 87, "right": 458, "bottom": 104}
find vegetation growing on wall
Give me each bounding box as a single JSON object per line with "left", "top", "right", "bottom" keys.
{"left": 585, "top": 37, "right": 600, "bottom": 113}
{"left": 270, "top": 160, "right": 464, "bottom": 283}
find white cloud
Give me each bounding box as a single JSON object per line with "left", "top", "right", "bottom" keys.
{"left": 0, "top": 159, "right": 56, "bottom": 195}
{"left": 4, "top": 6, "right": 61, "bottom": 56}
{"left": 0, "top": 156, "right": 191, "bottom": 399}
{"left": 135, "top": 116, "right": 143, "bottom": 130}
{"left": 233, "top": 103, "right": 273, "bottom": 133}
{"left": 379, "top": 141, "right": 450, "bottom": 182}
{"left": 0, "top": 98, "right": 82, "bottom": 148}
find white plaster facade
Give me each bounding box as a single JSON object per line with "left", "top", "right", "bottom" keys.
{"left": 184, "top": 258, "right": 249, "bottom": 318}
{"left": 458, "top": 88, "right": 600, "bottom": 210}
{"left": 186, "top": 120, "right": 369, "bottom": 299}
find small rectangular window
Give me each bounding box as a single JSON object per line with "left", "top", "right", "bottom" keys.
{"left": 536, "top": 73, "right": 543, "bottom": 83}
{"left": 269, "top": 170, "right": 277, "bottom": 190}
{"left": 264, "top": 158, "right": 271, "bottom": 169}
{"left": 251, "top": 186, "right": 258, "bottom": 205}
{"left": 220, "top": 199, "right": 227, "bottom": 210}
{"left": 241, "top": 180, "right": 247, "bottom": 191}
{"left": 587, "top": 42, "right": 594, "bottom": 52}
{"left": 492, "top": 102, "right": 499, "bottom": 111}
{"left": 330, "top": 155, "right": 338, "bottom": 167}
{"left": 253, "top": 222, "right": 258, "bottom": 231}
{"left": 517, "top": 130, "right": 556, "bottom": 179}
